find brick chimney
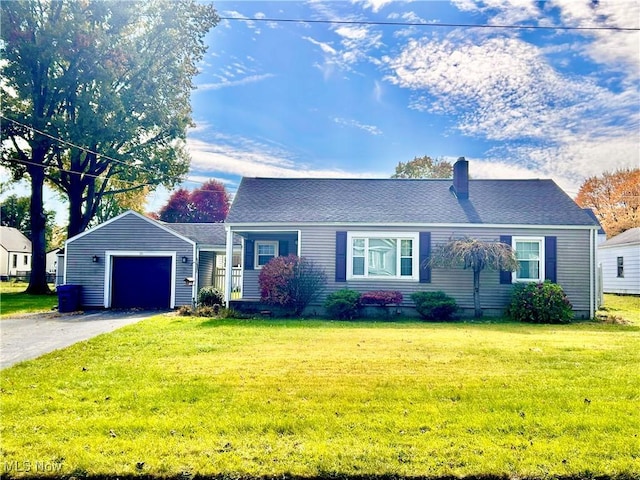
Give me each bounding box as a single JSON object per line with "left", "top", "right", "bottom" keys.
{"left": 452, "top": 157, "right": 469, "bottom": 200}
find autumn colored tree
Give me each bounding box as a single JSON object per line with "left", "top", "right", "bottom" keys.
{"left": 575, "top": 168, "right": 640, "bottom": 238}
{"left": 158, "top": 181, "right": 230, "bottom": 223}
{"left": 391, "top": 155, "right": 453, "bottom": 179}
{"left": 1, "top": 0, "right": 218, "bottom": 294}
{"left": 429, "top": 237, "right": 518, "bottom": 318}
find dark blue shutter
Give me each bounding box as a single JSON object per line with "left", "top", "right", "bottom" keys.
{"left": 244, "top": 239, "right": 254, "bottom": 270}
{"left": 499, "top": 235, "right": 512, "bottom": 284}
{"left": 419, "top": 232, "right": 431, "bottom": 283}
{"left": 545, "top": 236, "right": 557, "bottom": 283}
{"left": 335, "top": 231, "right": 347, "bottom": 282}
{"left": 279, "top": 240, "right": 289, "bottom": 257}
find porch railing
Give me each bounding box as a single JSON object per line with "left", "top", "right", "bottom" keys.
{"left": 213, "top": 267, "right": 242, "bottom": 299}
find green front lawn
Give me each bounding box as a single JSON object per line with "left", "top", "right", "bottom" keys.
{"left": 1, "top": 315, "right": 638, "bottom": 478}
{"left": 0, "top": 282, "right": 57, "bottom": 317}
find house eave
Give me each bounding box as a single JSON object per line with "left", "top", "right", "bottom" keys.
{"left": 225, "top": 221, "right": 600, "bottom": 231}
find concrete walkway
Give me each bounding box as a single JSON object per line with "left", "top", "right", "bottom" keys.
{"left": 0, "top": 310, "right": 161, "bottom": 369}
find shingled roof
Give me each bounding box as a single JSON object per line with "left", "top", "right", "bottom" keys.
{"left": 599, "top": 227, "right": 640, "bottom": 247}
{"left": 0, "top": 226, "right": 32, "bottom": 252}
{"left": 226, "top": 177, "right": 599, "bottom": 227}
{"left": 164, "top": 222, "right": 240, "bottom": 247}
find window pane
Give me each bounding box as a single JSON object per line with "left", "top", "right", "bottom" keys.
{"left": 368, "top": 238, "right": 396, "bottom": 276}
{"left": 518, "top": 260, "right": 539, "bottom": 280}
{"left": 258, "top": 244, "right": 275, "bottom": 256}
{"left": 400, "top": 257, "right": 412, "bottom": 276}
{"left": 401, "top": 239, "right": 412, "bottom": 257}
{"left": 353, "top": 257, "right": 365, "bottom": 275}
{"left": 516, "top": 242, "right": 539, "bottom": 260}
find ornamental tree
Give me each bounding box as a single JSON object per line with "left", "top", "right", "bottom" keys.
{"left": 429, "top": 237, "right": 518, "bottom": 318}
{"left": 158, "top": 180, "right": 230, "bottom": 223}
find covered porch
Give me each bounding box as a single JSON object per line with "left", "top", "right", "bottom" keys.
{"left": 223, "top": 228, "right": 300, "bottom": 306}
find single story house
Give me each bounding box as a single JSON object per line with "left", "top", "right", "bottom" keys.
{"left": 598, "top": 227, "right": 640, "bottom": 295}
{"left": 0, "top": 226, "right": 32, "bottom": 281}
{"left": 224, "top": 158, "right": 601, "bottom": 318}
{"left": 63, "top": 210, "right": 240, "bottom": 309}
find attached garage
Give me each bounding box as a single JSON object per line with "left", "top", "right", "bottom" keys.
{"left": 110, "top": 256, "right": 172, "bottom": 309}
{"left": 64, "top": 211, "right": 196, "bottom": 310}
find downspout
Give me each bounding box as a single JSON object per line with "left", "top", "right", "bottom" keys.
{"left": 590, "top": 228, "right": 595, "bottom": 319}
{"left": 224, "top": 227, "right": 234, "bottom": 308}
{"left": 192, "top": 244, "right": 198, "bottom": 308}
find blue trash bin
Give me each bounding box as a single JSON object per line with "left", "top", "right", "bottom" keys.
{"left": 57, "top": 285, "right": 82, "bottom": 313}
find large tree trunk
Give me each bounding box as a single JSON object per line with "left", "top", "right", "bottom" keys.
{"left": 26, "top": 163, "right": 51, "bottom": 295}
{"left": 473, "top": 268, "right": 482, "bottom": 318}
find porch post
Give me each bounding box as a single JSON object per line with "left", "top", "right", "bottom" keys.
{"left": 224, "top": 227, "right": 234, "bottom": 307}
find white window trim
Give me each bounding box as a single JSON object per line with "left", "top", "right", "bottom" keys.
{"left": 346, "top": 231, "right": 419, "bottom": 281}
{"left": 512, "top": 236, "right": 545, "bottom": 283}
{"left": 254, "top": 241, "right": 279, "bottom": 269}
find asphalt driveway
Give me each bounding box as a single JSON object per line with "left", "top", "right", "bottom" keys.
{"left": 0, "top": 310, "right": 161, "bottom": 369}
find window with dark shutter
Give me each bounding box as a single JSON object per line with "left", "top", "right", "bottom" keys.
{"left": 244, "top": 239, "right": 254, "bottom": 270}
{"left": 499, "top": 235, "right": 512, "bottom": 284}
{"left": 544, "top": 236, "right": 557, "bottom": 283}
{"left": 335, "top": 231, "right": 347, "bottom": 282}
{"left": 419, "top": 232, "right": 431, "bottom": 283}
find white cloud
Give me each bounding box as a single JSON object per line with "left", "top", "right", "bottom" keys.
{"left": 303, "top": 36, "right": 338, "bottom": 56}
{"left": 187, "top": 135, "right": 384, "bottom": 179}
{"left": 196, "top": 73, "right": 275, "bottom": 91}
{"left": 354, "top": 0, "right": 395, "bottom": 13}
{"left": 333, "top": 117, "right": 383, "bottom": 135}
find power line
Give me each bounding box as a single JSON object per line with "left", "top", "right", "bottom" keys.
{"left": 219, "top": 16, "right": 640, "bottom": 32}
{"left": 0, "top": 114, "right": 204, "bottom": 187}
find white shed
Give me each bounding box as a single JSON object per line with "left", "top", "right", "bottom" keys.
{"left": 598, "top": 228, "right": 640, "bottom": 295}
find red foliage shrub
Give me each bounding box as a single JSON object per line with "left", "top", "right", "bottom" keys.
{"left": 360, "top": 290, "right": 403, "bottom": 306}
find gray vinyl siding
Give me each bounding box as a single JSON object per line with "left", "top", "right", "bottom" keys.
{"left": 237, "top": 224, "right": 593, "bottom": 317}
{"left": 66, "top": 213, "right": 194, "bottom": 308}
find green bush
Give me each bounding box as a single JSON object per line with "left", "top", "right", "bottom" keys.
{"left": 411, "top": 291, "right": 458, "bottom": 321}
{"left": 507, "top": 281, "right": 573, "bottom": 324}
{"left": 198, "top": 286, "right": 224, "bottom": 307}
{"left": 324, "top": 289, "right": 362, "bottom": 320}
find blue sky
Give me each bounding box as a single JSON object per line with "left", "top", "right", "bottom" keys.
{"left": 172, "top": 0, "right": 639, "bottom": 210}
{"left": 4, "top": 0, "right": 640, "bottom": 222}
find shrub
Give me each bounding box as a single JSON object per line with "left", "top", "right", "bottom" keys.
{"left": 507, "top": 281, "right": 573, "bottom": 324}
{"left": 198, "top": 286, "right": 223, "bottom": 307}
{"left": 360, "top": 290, "right": 403, "bottom": 306}
{"left": 324, "top": 289, "right": 362, "bottom": 319}
{"left": 196, "top": 305, "right": 219, "bottom": 318}
{"left": 259, "top": 255, "right": 327, "bottom": 315}
{"left": 411, "top": 291, "right": 458, "bottom": 321}
{"left": 177, "top": 305, "right": 193, "bottom": 316}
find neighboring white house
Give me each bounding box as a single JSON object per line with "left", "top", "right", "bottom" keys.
{"left": 598, "top": 227, "right": 640, "bottom": 295}
{"left": 0, "top": 226, "right": 32, "bottom": 280}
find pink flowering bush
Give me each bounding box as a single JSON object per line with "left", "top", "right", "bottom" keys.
{"left": 360, "top": 290, "right": 403, "bottom": 307}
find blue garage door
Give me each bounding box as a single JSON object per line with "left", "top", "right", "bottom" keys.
{"left": 111, "top": 256, "right": 171, "bottom": 309}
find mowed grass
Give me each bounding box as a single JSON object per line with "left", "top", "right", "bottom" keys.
{"left": 599, "top": 294, "right": 640, "bottom": 325}
{"left": 1, "top": 315, "right": 639, "bottom": 479}
{"left": 0, "top": 282, "right": 57, "bottom": 317}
